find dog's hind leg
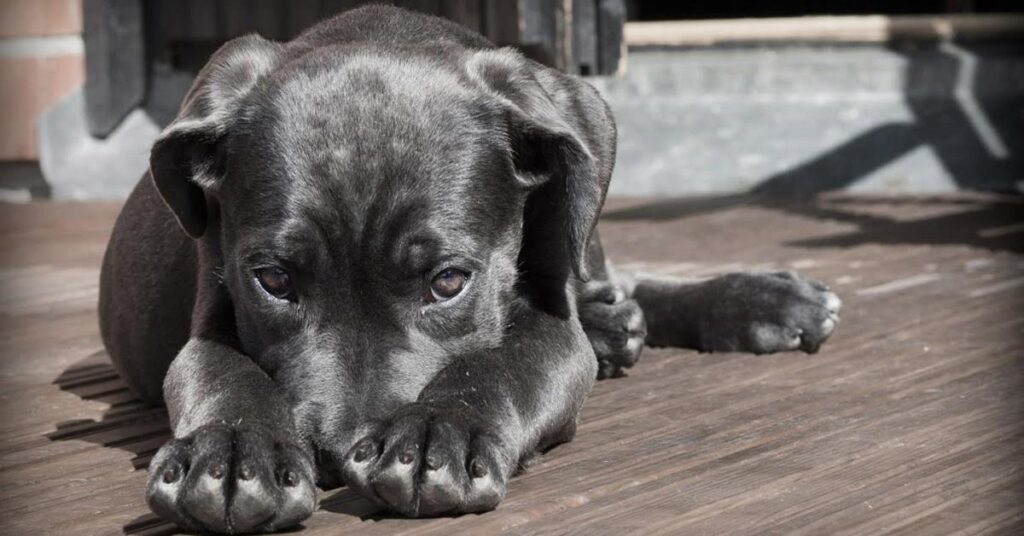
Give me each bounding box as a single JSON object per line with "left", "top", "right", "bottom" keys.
{"left": 578, "top": 231, "right": 842, "bottom": 378}
{"left": 622, "top": 269, "right": 842, "bottom": 356}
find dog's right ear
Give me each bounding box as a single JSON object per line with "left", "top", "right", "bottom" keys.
{"left": 465, "top": 48, "right": 613, "bottom": 282}
{"left": 150, "top": 35, "right": 283, "bottom": 238}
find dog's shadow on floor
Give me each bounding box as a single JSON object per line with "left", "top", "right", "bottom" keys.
{"left": 48, "top": 351, "right": 179, "bottom": 534}
{"left": 49, "top": 351, "right": 380, "bottom": 535}
{"left": 48, "top": 350, "right": 169, "bottom": 471}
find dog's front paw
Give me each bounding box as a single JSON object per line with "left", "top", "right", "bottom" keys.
{"left": 700, "top": 271, "right": 842, "bottom": 354}
{"left": 342, "top": 403, "right": 513, "bottom": 517}
{"left": 578, "top": 281, "right": 647, "bottom": 379}
{"left": 146, "top": 423, "right": 316, "bottom": 534}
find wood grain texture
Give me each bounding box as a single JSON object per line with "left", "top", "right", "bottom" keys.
{"left": 0, "top": 194, "right": 1021, "bottom": 535}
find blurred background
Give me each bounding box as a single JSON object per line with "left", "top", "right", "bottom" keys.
{"left": 0, "top": 0, "right": 1021, "bottom": 201}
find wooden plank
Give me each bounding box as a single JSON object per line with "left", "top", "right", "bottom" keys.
{"left": 81, "top": 0, "right": 145, "bottom": 137}
{"left": 1, "top": 194, "right": 1022, "bottom": 534}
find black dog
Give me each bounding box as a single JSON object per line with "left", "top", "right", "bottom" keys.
{"left": 99, "top": 6, "right": 841, "bottom": 533}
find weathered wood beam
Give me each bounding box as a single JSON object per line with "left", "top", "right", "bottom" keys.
{"left": 82, "top": 0, "right": 145, "bottom": 137}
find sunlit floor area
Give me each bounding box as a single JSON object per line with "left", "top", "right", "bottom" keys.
{"left": 1, "top": 193, "right": 1022, "bottom": 535}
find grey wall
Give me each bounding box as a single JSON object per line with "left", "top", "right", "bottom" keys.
{"left": 38, "top": 40, "right": 1024, "bottom": 200}
{"left": 591, "top": 41, "right": 1024, "bottom": 196}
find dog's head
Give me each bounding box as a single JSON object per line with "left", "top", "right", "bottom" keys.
{"left": 150, "top": 35, "right": 611, "bottom": 483}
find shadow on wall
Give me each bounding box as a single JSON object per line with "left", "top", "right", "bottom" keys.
{"left": 753, "top": 39, "right": 1023, "bottom": 195}
{"left": 603, "top": 39, "right": 1024, "bottom": 252}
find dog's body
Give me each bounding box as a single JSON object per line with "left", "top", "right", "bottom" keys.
{"left": 99, "top": 6, "right": 840, "bottom": 533}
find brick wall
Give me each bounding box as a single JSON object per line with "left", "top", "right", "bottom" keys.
{"left": 0, "top": 0, "right": 85, "bottom": 161}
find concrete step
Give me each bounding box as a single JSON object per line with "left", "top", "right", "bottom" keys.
{"left": 592, "top": 39, "right": 1024, "bottom": 195}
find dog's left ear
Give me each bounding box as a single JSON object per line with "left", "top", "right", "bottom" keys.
{"left": 466, "top": 48, "right": 614, "bottom": 282}
{"left": 150, "top": 35, "right": 284, "bottom": 238}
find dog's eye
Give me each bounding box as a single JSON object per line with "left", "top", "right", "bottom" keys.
{"left": 255, "top": 266, "right": 293, "bottom": 300}
{"left": 429, "top": 268, "right": 469, "bottom": 302}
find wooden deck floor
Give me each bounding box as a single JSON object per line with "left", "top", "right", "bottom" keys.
{"left": 1, "top": 194, "right": 1022, "bottom": 535}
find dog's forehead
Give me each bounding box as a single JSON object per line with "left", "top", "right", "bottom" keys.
{"left": 230, "top": 48, "right": 518, "bottom": 255}
{"left": 266, "top": 47, "right": 493, "bottom": 173}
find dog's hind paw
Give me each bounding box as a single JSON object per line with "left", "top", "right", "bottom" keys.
{"left": 696, "top": 271, "right": 842, "bottom": 355}
{"left": 146, "top": 423, "right": 316, "bottom": 534}
{"left": 578, "top": 282, "right": 647, "bottom": 379}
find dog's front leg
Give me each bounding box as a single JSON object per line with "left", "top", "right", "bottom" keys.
{"left": 146, "top": 339, "right": 317, "bottom": 533}
{"left": 341, "top": 308, "right": 597, "bottom": 517}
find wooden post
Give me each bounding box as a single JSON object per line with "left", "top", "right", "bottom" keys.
{"left": 483, "top": 0, "right": 520, "bottom": 47}
{"left": 82, "top": 0, "right": 146, "bottom": 138}
{"left": 573, "top": 0, "right": 598, "bottom": 75}
{"left": 442, "top": 0, "right": 484, "bottom": 34}
{"left": 597, "top": 0, "right": 624, "bottom": 74}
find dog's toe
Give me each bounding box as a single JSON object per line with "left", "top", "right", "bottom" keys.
{"left": 695, "top": 272, "right": 842, "bottom": 355}
{"left": 823, "top": 290, "right": 843, "bottom": 316}
{"left": 146, "top": 424, "right": 316, "bottom": 534}
{"left": 748, "top": 323, "right": 803, "bottom": 354}
{"left": 418, "top": 464, "right": 464, "bottom": 515}
{"left": 342, "top": 404, "right": 510, "bottom": 517}
{"left": 821, "top": 315, "right": 837, "bottom": 335}
{"left": 579, "top": 283, "right": 647, "bottom": 378}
